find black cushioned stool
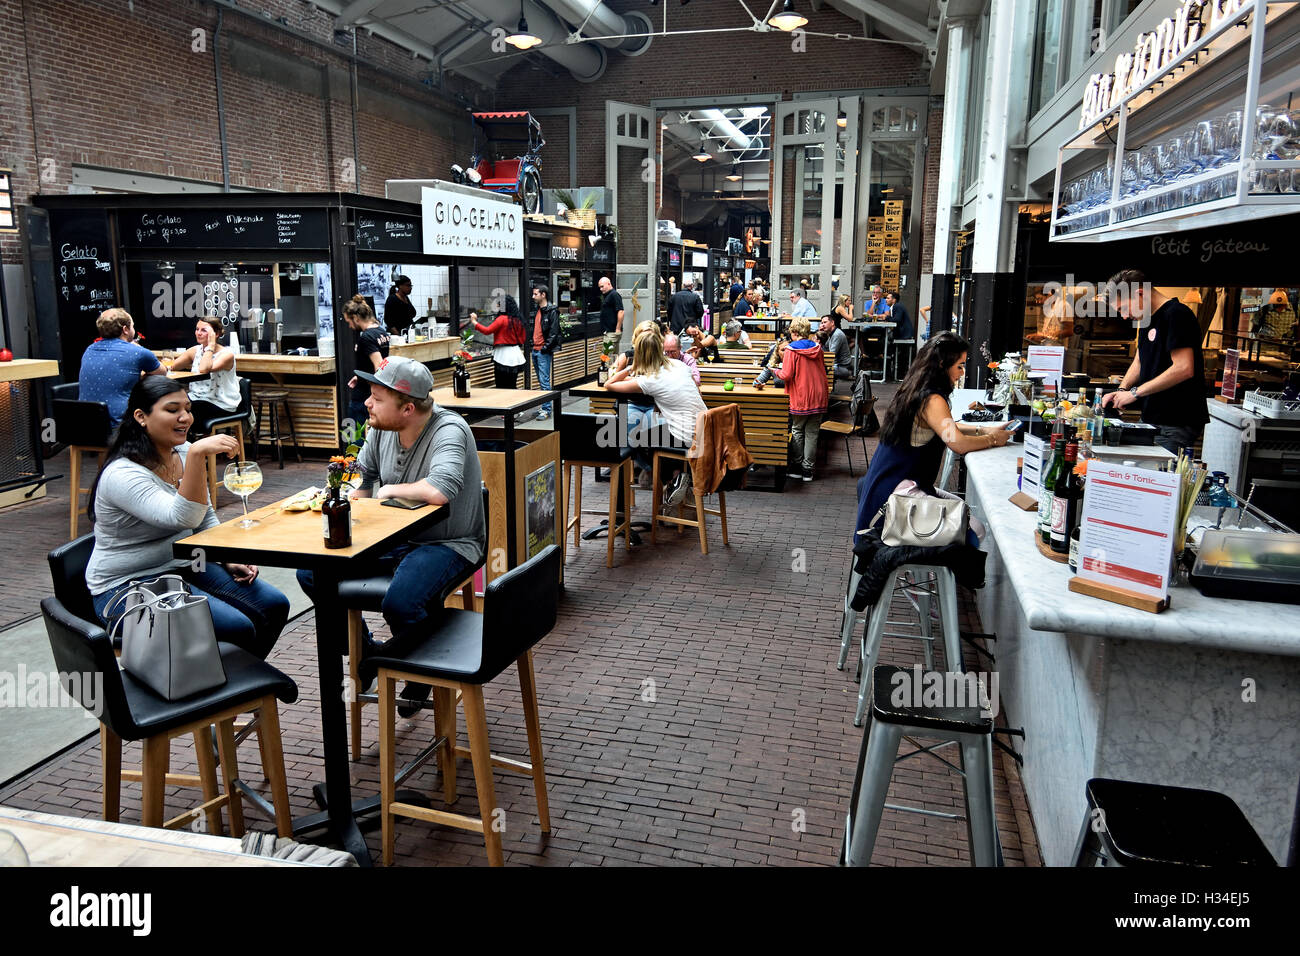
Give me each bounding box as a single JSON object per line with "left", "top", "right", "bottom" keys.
{"left": 562, "top": 412, "right": 635, "bottom": 568}
{"left": 339, "top": 485, "right": 489, "bottom": 760}
{"left": 1072, "top": 778, "right": 1277, "bottom": 867}
{"left": 845, "top": 664, "right": 999, "bottom": 867}
{"left": 367, "top": 545, "right": 561, "bottom": 867}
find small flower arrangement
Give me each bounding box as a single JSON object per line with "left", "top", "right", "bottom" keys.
{"left": 453, "top": 328, "right": 475, "bottom": 368}
{"left": 327, "top": 454, "right": 358, "bottom": 491}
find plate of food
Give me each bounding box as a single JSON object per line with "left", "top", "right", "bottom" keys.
{"left": 281, "top": 487, "right": 326, "bottom": 512}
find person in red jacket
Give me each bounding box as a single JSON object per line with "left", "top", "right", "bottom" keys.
{"left": 772, "top": 315, "right": 829, "bottom": 482}
{"left": 470, "top": 294, "right": 528, "bottom": 389}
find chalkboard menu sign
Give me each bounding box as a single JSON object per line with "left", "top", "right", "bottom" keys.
{"left": 356, "top": 212, "right": 421, "bottom": 254}
{"left": 51, "top": 210, "right": 119, "bottom": 323}
{"left": 119, "top": 208, "right": 329, "bottom": 249}
{"left": 588, "top": 240, "right": 614, "bottom": 266}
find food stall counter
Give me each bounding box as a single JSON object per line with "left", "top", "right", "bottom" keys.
{"left": 962, "top": 443, "right": 1300, "bottom": 866}
{"left": 390, "top": 336, "right": 458, "bottom": 364}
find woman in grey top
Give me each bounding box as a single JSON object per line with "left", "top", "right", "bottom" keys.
{"left": 85, "top": 376, "right": 289, "bottom": 660}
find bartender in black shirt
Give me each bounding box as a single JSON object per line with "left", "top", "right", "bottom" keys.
{"left": 383, "top": 275, "right": 418, "bottom": 333}
{"left": 1101, "top": 269, "right": 1208, "bottom": 455}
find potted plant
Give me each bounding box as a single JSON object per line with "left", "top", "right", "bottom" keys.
{"left": 554, "top": 188, "right": 598, "bottom": 230}
{"left": 452, "top": 328, "right": 474, "bottom": 397}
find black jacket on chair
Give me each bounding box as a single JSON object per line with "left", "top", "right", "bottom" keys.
{"left": 530, "top": 303, "right": 562, "bottom": 354}
{"left": 849, "top": 528, "right": 986, "bottom": 611}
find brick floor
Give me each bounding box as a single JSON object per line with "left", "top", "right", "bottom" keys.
{"left": 0, "top": 388, "right": 1042, "bottom": 867}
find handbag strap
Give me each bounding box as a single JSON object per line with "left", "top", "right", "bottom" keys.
{"left": 906, "top": 502, "right": 950, "bottom": 539}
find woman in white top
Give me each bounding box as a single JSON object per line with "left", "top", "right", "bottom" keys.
{"left": 171, "top": 317, "right": 241, "bottom": 426}
{"left": 605, "top": 320, "right": 706, "bottom": 504}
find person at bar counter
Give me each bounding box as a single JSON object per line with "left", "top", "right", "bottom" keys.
{"left": 863, "top": 285, "right": 889, "bottom": 317}
{"left": 855, "top": 332, "right": 1012, "bottom": 538}
{"left": 833, "top": 294, "right": 855, "bottom": 324}
{"left": 78, "top": 307, "right": 165, "bottom": 429}
{"left": 169, "top": 317, "right": 241, "bottom": 435}
{"left": 819, "top": 313, "right": 854, "bottom": 381}
{"left": 667, "top": 278, "right": 705, "bottom": 335}
{"left": 732, "top": 289, "right": 754, "bottom": 319}
{"left": 341, "top": 295, "right": 389, "bottom": 438}
{"left": 530, "top": 284, "right": 561, "bottom": 420}
{"left": 1100, "top": 269, "right": 1208, "bottom": 456}
{"left": 84, "top": 376, "right": 289, "bottom": 659}
{"left": 383, "top": 275, "right": 417, "bottom": 334}
{"left": 470, "top": 294, "right": 527, "bottom": 389}
{"left": 297, "top": 356, "right": 485, "bottom": 715}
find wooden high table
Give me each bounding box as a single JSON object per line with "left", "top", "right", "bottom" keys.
{"left": 0, "top": 358, "right": 60, "bottom": 509}
{"left": 176, "top": 495, "right": 447, "bottom": 865}
{"left": 432, "top": 387, "right": 561, "bottom": 583}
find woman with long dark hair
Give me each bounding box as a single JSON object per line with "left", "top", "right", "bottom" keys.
{"left": 471, "top": 293, "right": 528, "bottom": 389}
{"left": 84, "top": 376, "right": 290, "bottom": 660}
{"left": 855, "top": 331, "right": 1012, "bottom": 532}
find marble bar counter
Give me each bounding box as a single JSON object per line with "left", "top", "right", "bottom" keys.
{"left": 963, "top": 444, "right": 1300, "bottom": 865}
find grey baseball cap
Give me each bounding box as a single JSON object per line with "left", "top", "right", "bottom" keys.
{"left": 354, "top": 355, "right": 433, "bottom": 401}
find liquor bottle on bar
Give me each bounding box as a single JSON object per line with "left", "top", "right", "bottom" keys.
{"left": 1050, "top": 441, "right": 1081, "bottom": 553}
{"left": 1038, "top": 435, "right": 1066, "bottom": 544}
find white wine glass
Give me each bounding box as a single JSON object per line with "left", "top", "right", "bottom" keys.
{"left": 223, "top": 461, "right": 263, "bottom": 528}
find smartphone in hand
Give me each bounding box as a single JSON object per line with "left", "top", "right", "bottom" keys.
{"left": 1004, "top": 420, "right": 1024, "bottom": 432}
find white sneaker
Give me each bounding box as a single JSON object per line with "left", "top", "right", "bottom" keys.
{"left": 535, "top": 410, "right": 551, "bottom": 421}
{"left": 665, "top": 471, "right": 691, "bottom": 507}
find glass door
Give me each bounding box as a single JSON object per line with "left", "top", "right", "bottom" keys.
{"left": 772, "top": 99, "right": 839, "bottom": 314}
{"left": 605, "top": 101, "right": 656, "bottom": 330}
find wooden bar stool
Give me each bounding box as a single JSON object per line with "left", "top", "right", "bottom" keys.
{"left": 41, "top": 597, "right": 297, "bottom": 838}
{"left": 341, "top": 486, "right": 489, "bottom": 760}
{"left": 561, "top": 412, "right": 635, "bottom": 568}
{"left": 650, "top": 448, "right": 728, "bottom": 555}
{"left": 193, "top": 378, "right": 252, "bottom": 505}
{"left": 368, "top": 546, "right": 561, "bottom": 866}
{"left": 253, "top": 388, "right": 301, "bottom": 469}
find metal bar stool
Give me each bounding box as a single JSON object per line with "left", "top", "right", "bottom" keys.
{"left": 845, "top": 663, "right": 1000, "bottom": 867}
{"left": 253, "top": 388, "right": 302, "bottom": 469}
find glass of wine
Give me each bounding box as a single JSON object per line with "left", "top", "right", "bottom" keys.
{"left": 223, "top": 461, "right": 263, "bottom": 528}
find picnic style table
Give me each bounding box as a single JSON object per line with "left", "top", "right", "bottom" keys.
{"left": 176, "top": 493, "right": 448, "bottom": 865}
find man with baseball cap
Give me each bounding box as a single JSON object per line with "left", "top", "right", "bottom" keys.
{"left": 296, "top": 356, "right": 486, "bottom": 714}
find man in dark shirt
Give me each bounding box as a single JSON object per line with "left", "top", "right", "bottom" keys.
{"left": 597, "top": 275, "right": 624, "bottom": 346}
{"left": 667, "top": 279, "right": 704, "bottom": 334}
{"left": 885, "top": 291, "right": 914, "bottom": 340}
{"left": 344, "top": 299, "right": 390, "bottom": 445}
{"left": 1102, "top": 269, "right": 1208, "bottom": 455}
{"left": 732, "top": 292, "right": 754, "bottom": 318}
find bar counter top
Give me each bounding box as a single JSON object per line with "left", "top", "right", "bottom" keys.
{"left": 964, "top": 444, "right": 1300, "bottom": 657}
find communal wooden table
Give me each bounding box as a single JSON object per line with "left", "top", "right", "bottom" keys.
{"left": 165, "top": 369, "right": 210, "bottom": 383}
{"left": 175, "top": 494, "right": 447, "bottom": 865}
{"left": 573, "top": 380, "right": 798, "bottom": 491}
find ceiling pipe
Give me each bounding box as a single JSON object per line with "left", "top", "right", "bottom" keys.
{"left": 469, "top": 0, "right": 607, "bottom": 81}
{"left": 543, "top": 0, "right": 653, "bottom": 55}
{"left": 698, "top": 108, "right": 754, "bottom": 152}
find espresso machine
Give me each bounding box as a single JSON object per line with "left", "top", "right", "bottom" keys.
{"left": 240, "top": 308, "right": 265, "bottom": 353}
{"left": 266, "top": 307, "right": 283, "bottom": 354}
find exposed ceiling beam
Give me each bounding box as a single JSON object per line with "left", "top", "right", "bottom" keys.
{"left": 830, "top": 0, "right": 935, "bottom": 48}
{"left": 335, "top": 0, "right": 383, "bottom": 28}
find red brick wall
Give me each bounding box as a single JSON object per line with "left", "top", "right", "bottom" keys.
{"left": 921, "top": 102, "right": 944, "bottom": 276}
{"left": 1, "top": 0, "right": 473, "bottom": 263}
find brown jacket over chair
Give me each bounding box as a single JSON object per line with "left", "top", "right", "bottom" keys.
{"left": 689, "top": 403, "right": 753, "bottom": 494}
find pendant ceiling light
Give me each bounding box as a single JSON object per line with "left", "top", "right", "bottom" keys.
{"left": 505, "top": 1, "right": 542, "bottom": 50}
{"left": 692, "top": 140, "right": 711, "bottom": 162}
{"left": 726, "top": 165, "right": 742, "bottom": 181}
{"left": 836, "top": 112, "right": 847, "bottom": 128}
{"left": 769, "top": 0, "right": 808, "bottom": 32}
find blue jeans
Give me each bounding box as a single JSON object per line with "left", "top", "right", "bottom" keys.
{"left": 93, "top": 564, "right": 290, "bottom": 661}
{"left": 532, "top": 350, "right": 553, "bottom": 414}
{"left": 296, "top": 543, "right": 472, "bottom": 655}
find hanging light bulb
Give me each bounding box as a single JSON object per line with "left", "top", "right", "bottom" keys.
{"left": 505, "top": 1, "right": 542, "bottom": 50}
{"left": 836, "top": 112, "right": 847, "bottom": 128}
{"left": 726, "top": 165, "right": 742, "bottom": 181}
{"left": 692, "top": 141, "right": 711, "bottom": 162}
{"left": 156, "top": 260, "right": 176, "bottom": 279}
{"left": 769, "top": 0, "right": 807, "bottom": 31}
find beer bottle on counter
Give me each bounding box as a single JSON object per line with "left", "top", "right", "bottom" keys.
{"left": 1050, "top": 441, "right": 1081, "bottom": 553}
{"left": 1038, "top": 436, "right": 1066, "bottom": 544}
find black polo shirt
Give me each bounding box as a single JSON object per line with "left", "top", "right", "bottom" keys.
{"left": 1137, "top": 298, "right": 1208, "bottom": 428}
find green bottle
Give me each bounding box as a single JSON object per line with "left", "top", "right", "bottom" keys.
{"left": 1038, "top": 436, "right": 1066, "bottom": 544}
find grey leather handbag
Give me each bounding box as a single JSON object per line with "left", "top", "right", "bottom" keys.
{"left": 106, "top": 574, "right": 227, "bottom": 701}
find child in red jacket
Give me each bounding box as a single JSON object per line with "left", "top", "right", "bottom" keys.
{"left": 771, "top": 316, "right": 828, "bottom": 482}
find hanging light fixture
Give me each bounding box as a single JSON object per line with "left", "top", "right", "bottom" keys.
{"left": 505, "top": 1, "right": 542, "bottom": 50}
{"left": 156, "top": 260, "right": 176, "bottom": 279}
{"left": 692, "top": 139, "right": 711, "bottom": 162}
{"left": 769, "top": 0, "right": 807, "bottom": 31}
{"left": 726, "top": 165, "right": 742, "bottom": 181}
{"left": 836, "top": 112, "right": 847, "bottom": 128}
{"left": 1183, "top": 288, "right": 1203, "bottom": 306}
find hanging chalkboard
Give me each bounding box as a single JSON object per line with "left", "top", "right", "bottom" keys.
{"left": 119, "top": 208, "right": 329, "bottom": 249}
{"left": 356, "top": 212, "right": 421, "bottom": 254}
{"left": 51, "top": 210, "right": 119, "bottom": 323}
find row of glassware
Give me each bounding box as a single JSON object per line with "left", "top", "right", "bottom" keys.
{"left": 1057, "top": 105, "right": 1300, "bottom": 233}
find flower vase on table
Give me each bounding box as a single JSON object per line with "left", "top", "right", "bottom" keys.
{"left": 323, "top": 455, "right": 355, "bottom": 549}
